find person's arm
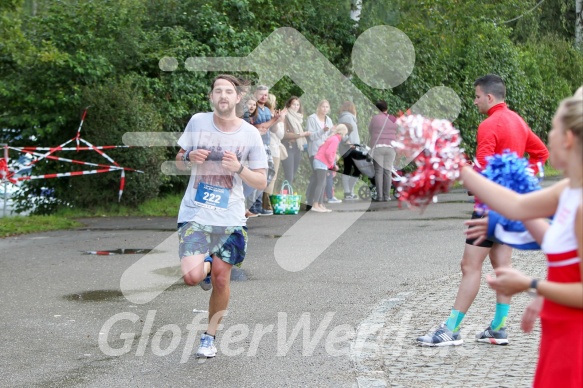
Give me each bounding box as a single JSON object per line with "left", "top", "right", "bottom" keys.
{"left": 307, "top": 116, "right": 326, "bottom": 141}
{"left": 175, "top": 148, "right": 210, "bottom": 170}
{"left": 269, "top": 110, "right": 287, "bottom": 133}
{"left": 522, "top": 219, "right": 550, "bottom": 245}
{"left": 345, "top": 115, "right": 360, "bottom": 144}
{"left": 221, "top": 151, "right": 266, "bottom": 190}
{"left": 488, "top": 266, "right": 583, "bottom": 309}
{"left": 283, "top": 120, "right": 308, "bottom": 140}
{"left": 254, "top": 113, "right": 277, "bottom": 134}
{"left": 464, "top": 213, "right": 545, "bottom": 249}
{"left": 460, "top": 166, "right": 567, "bottom": 220}
{"left": 525, "top": 130, "right": 550, "bottom": 169}
{"left": 257, "top": 110, "right": 286, "bottom": 133}
{"left": 273, "top": 122, "right": 285, "bottom": 140}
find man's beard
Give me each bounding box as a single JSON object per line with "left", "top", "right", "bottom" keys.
{"left": 214, "top": 101, "right": 235, "bottom": 116}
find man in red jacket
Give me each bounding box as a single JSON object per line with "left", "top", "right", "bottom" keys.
{"left": 417, "top": 74, "right": 549, "bottom": 346}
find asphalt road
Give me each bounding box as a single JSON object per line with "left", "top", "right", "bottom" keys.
{"left": 0, "top": 189, "right": 543, "bottom": 387}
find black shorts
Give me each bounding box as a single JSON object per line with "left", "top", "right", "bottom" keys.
{"left": 465, "top": 211, "right": 494, "bottom": 248}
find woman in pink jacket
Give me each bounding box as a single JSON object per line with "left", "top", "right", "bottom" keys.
{"left": 307, "top": 124, "right": 349, "bottom": 213}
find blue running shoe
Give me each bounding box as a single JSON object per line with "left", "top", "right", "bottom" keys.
{"left": 196, "top": 333, "right": 217, "bottom": 358}
{"left": 200, "top": 255, "right": 212, "bottom": 291}
{"left": 475, "top": 326, "right": 509, "bottom": 345}
{"left": 257, "top": 208, "right": 273, "bottom": 216}
{"left": 416, "top": 323, "right": 463, "bottom": 347}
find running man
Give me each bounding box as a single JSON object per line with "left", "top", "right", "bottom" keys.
{"left": 175, "top": 75, "right": 267, "bottom": 357}
{"left": 417, "top": 74, "right": 549, "bottom": 346}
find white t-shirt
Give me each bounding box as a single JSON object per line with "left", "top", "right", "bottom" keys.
{"left": 177, "top": 112, "right": 267, "bottom": 226}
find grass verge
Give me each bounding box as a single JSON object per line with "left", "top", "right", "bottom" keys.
{"left": 0, "top": 215, "right": 82, "bottom": 238}
{"left": 53, "top": 194, "right": 181, "bottom": 218}
{"left": 1, "top": 194, "right": 181, "bottom": 237}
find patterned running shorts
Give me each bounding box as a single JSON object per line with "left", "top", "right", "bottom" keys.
{"left": 178, "top": 221, "right": 248, "bottom": 267}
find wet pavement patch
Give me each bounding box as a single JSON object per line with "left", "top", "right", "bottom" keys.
{"left": 82, "top": 248, "right": 153, "bottom": 255}
{"left": 64, "top": 290, "right": 125, "bottom": 302}
{"left": 152, "top": 266, "right": 183, "bottom": 277}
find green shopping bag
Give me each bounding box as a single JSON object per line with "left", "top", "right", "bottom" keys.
{"left": 269, "top": 180, "right": 301, "bottom": 215}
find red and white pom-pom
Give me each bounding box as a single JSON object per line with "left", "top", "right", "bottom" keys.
{"left": 393, "top": 115, "right": 466, "bottom": 209}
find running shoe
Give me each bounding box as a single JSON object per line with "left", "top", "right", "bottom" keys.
{"left": 257, "top": 208, "right": 273, "bottom": 216}
{"left": 344, "top": 194, "right": 358, "bottom": 200}
{"left": 199, "top": 256, "right": 212, "bottom": 291}
{"left": 327, "top": 197, "right": 342, "bottom": 204}
{"left": 475, "top": 326, "right": 509, "bottom": 345}
{"left": 196, "top": 333, "right": 217, "bottom": 358}
{"left": 416, "top": 323, "right": 463, "bottom": 347}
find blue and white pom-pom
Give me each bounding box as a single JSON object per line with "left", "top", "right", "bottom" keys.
{"left": 479, "top": 150, "right": 543, "bottom": 250}
{"left": 481, "top": 150, "right": 542, "bottom": 194}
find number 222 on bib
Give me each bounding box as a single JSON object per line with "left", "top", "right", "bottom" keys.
{"left": 194, "top": 182, "right": 230, "bottom": 211}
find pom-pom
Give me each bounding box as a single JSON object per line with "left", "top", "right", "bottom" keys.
{"left": 478, "top": 150, "right": 542, "bottom": 230}
{"left": 392, "top": 115, "right": 466, "bottom": 209}
{"left": 480, "top": 150, "right": 541, "bottom": 194}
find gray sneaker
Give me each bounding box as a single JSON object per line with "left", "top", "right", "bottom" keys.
{"left": 475, "top": 326, "right": 509, "bottom": 345}
{"left": 417, "top": 323, "right": 463, "bottom": 347}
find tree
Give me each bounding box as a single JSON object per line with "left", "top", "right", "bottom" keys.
{"left": 577, "top": 0, "right": 583, "bottom": 46}
{"left": 1, "top": 0, "right": 581, "bottom": 213}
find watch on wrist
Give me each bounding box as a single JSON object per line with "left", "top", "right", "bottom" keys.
{"left": 182, "top": 151, "right": 192, "bottom": 169}
{"left": 527, "top": 278, "right": 539, "bottom": 297}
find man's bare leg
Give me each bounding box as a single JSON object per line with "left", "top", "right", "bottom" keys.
{"left": 489, "top": 243, "right": 513, "bottom": 305}
{"left": 206, "top": 255, "right": 232, "bottom": 336}
{"left": 452, "top": 244, "right": 491, "bottom": 313}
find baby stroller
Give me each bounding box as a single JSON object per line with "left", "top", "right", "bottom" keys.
{"left": 351, "top": 148, "right": 402, "bottom": 201}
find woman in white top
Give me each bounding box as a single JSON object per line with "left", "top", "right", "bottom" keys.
{"left": 305, "top": 100, "right": 337, "bottom": 207}
{"left": 262, "top": 93, "right": 286, "bottom": 211}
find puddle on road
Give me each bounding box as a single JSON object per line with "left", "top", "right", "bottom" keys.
{"left": 82, "top": 248, "right": 154, "bottom": 255}
{"left": 64, "top": 290, "right": 125, "bottom": 302}
{"left": 65, "top": 268, "right": 248, "bottom": 303}
{"left": 63, "top": 285, "right": 187, "bottom": 303}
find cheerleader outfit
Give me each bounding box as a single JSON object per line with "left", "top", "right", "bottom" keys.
{"left": 535, "top": 186, "right": 583, "bottom": 387}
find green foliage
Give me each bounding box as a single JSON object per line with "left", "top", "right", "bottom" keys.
{"left": 356, "top": 0, "right": 582, "bottom": 157}
{"left": 1, "top": 0, "right": 581, "bottom": 214}
{"left": 511, "top": 0, "right": 577, "bottom": 43}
